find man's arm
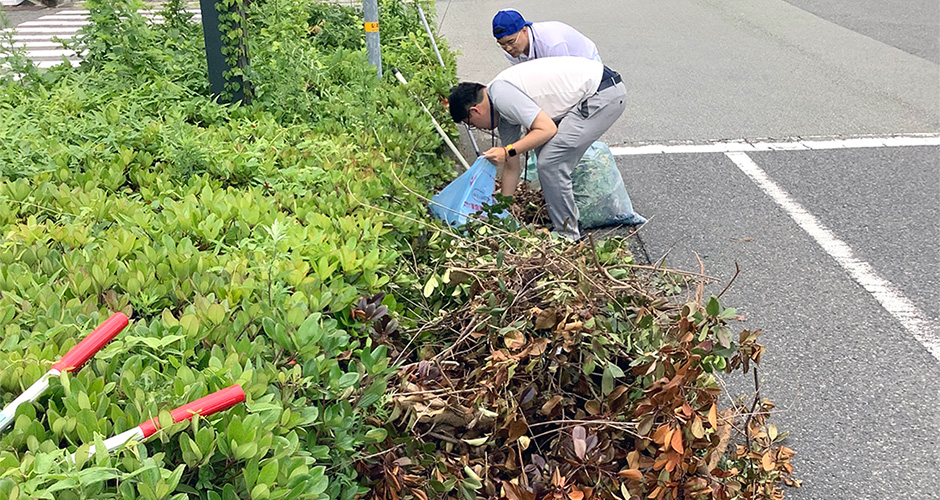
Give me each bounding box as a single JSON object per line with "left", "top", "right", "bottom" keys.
{"left": 501, "top": 155, "right": 522, "bottom": 197}
{"left": 484, "top": 111, "right": 557, "bottom": 196}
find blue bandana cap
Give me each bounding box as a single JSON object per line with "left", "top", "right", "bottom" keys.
{"left": 492, "top": 9, "right": 532, "bottom": 38}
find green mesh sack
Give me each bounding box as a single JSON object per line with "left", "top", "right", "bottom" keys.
{"left": 524, "top": 141, "right": 646, "bottom": 228}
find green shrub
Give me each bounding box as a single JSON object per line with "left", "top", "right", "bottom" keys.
{"left": 0, "top": 1, "right": 460, "bottom": 498}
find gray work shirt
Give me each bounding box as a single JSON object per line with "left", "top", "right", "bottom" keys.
{"left": 489, "top": 80, "right": 541, "bottom": 145}
{"left": 487, "top": 56, "right": 604, "bottom": 145}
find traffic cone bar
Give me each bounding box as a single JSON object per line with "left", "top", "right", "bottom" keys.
{"left": 76, "top": 384, "right": 246, "bottom": 459}
{"left": 0, "top": 312, "right": 129, "bottom": 433}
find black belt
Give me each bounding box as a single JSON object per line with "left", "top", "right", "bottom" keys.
{"left": 597, "top": 66, "right": 622, "bottom": 92}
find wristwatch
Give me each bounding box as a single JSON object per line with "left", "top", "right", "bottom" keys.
{"left": 506, "top": 143, "right": 518, "bottom": 157}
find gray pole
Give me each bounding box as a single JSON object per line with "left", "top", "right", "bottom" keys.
{"left": 416, "top": 4, "right": 445, "bottom": 68}
{"left": 363, "top": 0, "right": 382, "bottom": 78}
{"left": 415, "top": 3, "right": 480, "bottom": 156}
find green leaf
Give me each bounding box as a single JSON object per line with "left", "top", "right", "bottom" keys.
{"left": 356, "top": 379, "right": 386, "bottom": 409}
{"left": 337, "top": 372, "right": 359, "bottom": 388}
{"left": 423, "top": 274, "right": 439, "bottom": 297}
{"left": 298, "top": 314, "right": 324, "bottom": 344}
{"left": 258, "top": 460, "right": 278, "bottom": 485}
{"left": 309, "top": 466, "right": 328, "bottom": 494}
{"left": 47, "top": 477, "right": 79, "bottom": 493}
{"left": 78, "top": 467, "right": 122, "bottom": 486}
{"left": 606, "top": 361, "right": 625, "bottom": 378}
{"left": 206, "top": 304, "right": 226, "bottom": 324}
{"left": 364, "top": 428, "right": 387, "bottom": 442}
{"left": 430, "top": 479, "right": 456, "bottom": 492}
{"left": 602, "top": 364, "right": 615, "bottom": 396}
{"left": 250, "top": 484, "right": 270, "bottom": 500}
{"left": 706, "top": 296, "right": 720, "bottom": 317}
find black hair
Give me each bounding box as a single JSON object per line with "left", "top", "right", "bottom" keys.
{"left": 448, "top": 82, "right": 486, "bottom": 123}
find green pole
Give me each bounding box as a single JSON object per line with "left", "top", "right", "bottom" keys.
{"left": 199, "top": 0, "right": 247, "bottom": 103}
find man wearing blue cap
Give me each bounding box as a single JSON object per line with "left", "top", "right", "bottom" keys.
{"left": 492, "top": 9, "right": 599, "bottom": 65}
{"left": 448, "top": 56, "right": 626, "bottom": 240}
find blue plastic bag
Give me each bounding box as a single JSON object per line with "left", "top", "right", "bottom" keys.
{"left": 430, "top": 156, "right": 507, "bottom": 226}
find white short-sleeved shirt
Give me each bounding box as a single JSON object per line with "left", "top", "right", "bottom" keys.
{"left": 488, "top": 57, "right": 604, "bottom": 144}
{"left": 504, "top": 21, "right": 600, "bottom": 65}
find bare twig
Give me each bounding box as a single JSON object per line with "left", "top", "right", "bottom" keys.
{"left": 717, "top": 261, "right": 741, "bottom": 299}
{"left": 694, "top": 252, "right": 705, "bottom": 304}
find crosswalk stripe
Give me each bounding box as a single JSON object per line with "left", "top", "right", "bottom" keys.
{"left": 4, "top": 7, "right": 203, "bottom": 72}
{"left": 17, "top": 20, "right": 90, "bottom": 27}
{"left": 26, "top": 49, "right": 82, "bottom": 58}
{"left": 12, "top": 27, "right": 83, "bottom": 33}
{"left": 11, "top": 34, "right": 77, "bottom": 40}
{"left": 12, "top": 42, "right": 62, "bottom": 48}
{"left": 54, "top": 9, "right": 200, "bottom": 14}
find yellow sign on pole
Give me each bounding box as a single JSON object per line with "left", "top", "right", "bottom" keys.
{"left": 364, "top": 21, "right": 380, "bottom": 32}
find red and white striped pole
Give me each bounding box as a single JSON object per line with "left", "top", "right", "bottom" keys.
{"left": 74, "top": 384, "right": 246, "bottom": 460}
{"left": 0, "top": 313, "right": 129, "bottom": 434}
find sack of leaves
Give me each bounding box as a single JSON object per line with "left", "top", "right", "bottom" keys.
{"left": 523, "top": 142, "right": 646, "bottom": 229}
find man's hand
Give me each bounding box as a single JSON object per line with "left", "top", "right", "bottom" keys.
{"left": 489, "top": 110, "right": 557, "bottom": 197}
{"left": 483, "top": 146, "right": 509, "bottom": 165}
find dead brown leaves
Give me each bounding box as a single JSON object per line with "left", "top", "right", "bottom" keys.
{"left": 357, "top": 233, "right": 796, "bottom": 500}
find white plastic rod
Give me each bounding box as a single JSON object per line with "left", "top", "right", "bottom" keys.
{"left": 0, "top": 313, "right": 128, "bottom": 434}
{"left": 82, "top": 427, "right": 146, "bottom": 458}
{"left": 413, "top": 5, "right": 480, "bottom": 156}
{"left": 392, "top": 68, "right": 470, "bottom": 171}
{"left": 0, "top": 371, "right": 57, "bottom": 432}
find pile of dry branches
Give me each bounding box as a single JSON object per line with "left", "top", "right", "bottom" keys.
{"left": 356, "top": 209, "right": 795, "bottom": 499}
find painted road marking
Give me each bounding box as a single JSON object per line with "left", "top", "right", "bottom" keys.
{"left": 9, "top": 27, "right": 82, "bottom": 33}
{"left": 610, "top": 134, "right": 940, "bottom": 156}
{"left": 2, "top": 8, "right": 201, "bottom": 71}
{"left": 16, "top": 20, "right": 90, "bottom": 26}
{"left": 725, "top": 151, "right": 940, "bottom": 362}
{"left": 25, "top": 49, "right": 82, "bottom": 58}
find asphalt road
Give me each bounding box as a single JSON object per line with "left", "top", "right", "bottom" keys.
{"left": 0, "top": 1, "right": 52, "bottom": 26}
{"left": 438, "top": 0, "right": 939, "bottom": 498}
{"left": 439, "top": 0, "right": 937, "bottom": 143}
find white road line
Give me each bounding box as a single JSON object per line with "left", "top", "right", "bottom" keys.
{"left": 4, "top": 8, "right": 203, "bottom": 72}
{"left": 12, "top": 35, "right": 76, "bottom": 41}
{"left": 35, "top": 60, "right": 79, "bottom": 68}
{"left": 725, "top": 151, "right": 940, "bottom": 362}
{"left": 26, "top": 49, "right": 81, "bottom": 58}
{"left": 26, "top": 15, "right": 90, "bottom": 19}
{"left": 12, "top": 27, "right": 82, "bottom": 33}
{"left": 54, "top": 9, "right": 200, "bottom": 14}
{"left": 12, "top": 41, "right": 62, "bottom": 48}
{"left": 610, "top": 134, "right": 940, "bottom": 156}
{"left": 17, "top": 20, "right": 89, "bottom": 27}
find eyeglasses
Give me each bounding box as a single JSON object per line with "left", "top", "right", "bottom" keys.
{"left": 497, "top": 32, "right": 521, "bottom": 48}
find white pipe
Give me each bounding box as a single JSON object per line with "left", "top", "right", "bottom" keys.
{"left": 0, "top": 369, "right": 59, "bottom": 433}
{"left": 413, "top": 4, "right": 480, "bottom": 156}
{"left": 393, "top": 68, "right": 470, "bottom": 171}
{"left": 68, "top": 427, "right": 145, "bottom": 462}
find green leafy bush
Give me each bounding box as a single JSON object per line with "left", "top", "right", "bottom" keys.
{"left": 0, "top": 1, "right": 461, "bottom": 498}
